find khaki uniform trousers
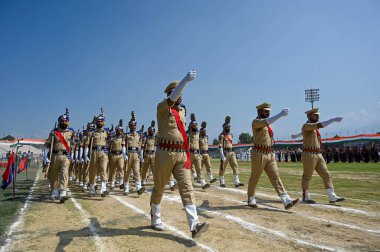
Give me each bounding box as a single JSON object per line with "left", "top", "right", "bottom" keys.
{"left": 201, "top": 153, "right": 213, "bottom": 175}
{"left": 68, "top": 161, "right": 74, "bottom": 178}
{"left": 151, "top": 149, "right": 195, "bottom": 206}
{"left": 89, "top": 151, "right": 108, "bottom": 184}
{"left": 74, "top": 161, "right": 80, "bottom": 179}
{"left": 247, "top": 152, "right": 286, "bottom": 196}
{"left": 109, "top": 154, "right": 124, "bottom": 182}
{"left": 81, "top": 162, "right": 90, "bottom": 185}
{"left": 302, "top": 153, "right": 333, "bottom": 190}
{"left": 124, "top": 152, "right": 141, "bottom": 182}
{"left": 141, "top": 154, "right": 155, "bottom": 181}
{"left": 191, "top": 153, "right": 204, "bottom": 179}
{"left": 219, "top": 151, "right": 239, "bottom": 176}
{"left": 49, "top": 154, "right": 70, "bottom": 191}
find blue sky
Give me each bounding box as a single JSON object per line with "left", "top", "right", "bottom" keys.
{"left": 0, "top": 0, "right": 379, "bottom": 141}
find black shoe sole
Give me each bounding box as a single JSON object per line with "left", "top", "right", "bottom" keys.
{"left": 192, "top": 222, "right": 210, "bottom": 238}
{"left": 285, "top": 198, "right": 300, "bottom": 210}
{"left": 202, "top": 184, "right": 210, "bottom": 190}
{"left": 138, "top": 187, "right": 145, "bottom": 195}
{"left": 329, "top": 198, "right": 345, "bottom": 203}
{"left": 248, "top": 204, "right": 258, "bottom": 208}
{"left": 59, "top": 196, "right": 69, "bottom": 204}
{"left": 220, "top": 184, "right": 226, "bottom": 188}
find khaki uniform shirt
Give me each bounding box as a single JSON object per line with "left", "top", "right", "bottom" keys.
{"left": 109, "top": 135, "right": 125, "bottom": 152}
{"left": 47, "top": 128, "right": 74, "bottom": 151}
{"left": 302, "top": 123, "right": 322, "bottom": 149}
{"left": 87, "top": 128, "right": 108, "bottom": 147}
{"left": 189, "top": 131, "right": 200, "bottom": 150}
{"left": 199, "top": 135, "right": 209, "bottom": 151}
{"left": 144, "top": 135, "right": 156, "bottom": 151}
{"left": 252, "top": 118, "right": 273, "bottom": 147}
{"left": 157, "top": 100, "right": 186, "bottom": 142}
{"left": 125, "top": 131, "right": 142, "bottom": 150}
{"left": 219, "top": 132, "right": 233, "bottom": 149}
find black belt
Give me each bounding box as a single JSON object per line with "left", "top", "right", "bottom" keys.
{"left": 110, "top": 151, "right": 122, "bottom": 155}
{"left": 201, "top": 150, "right": 209, "bottom": 154}
{"left": 128, "top": 147, "right": 139, "bottom": 153}
{"left": 53, "top": 150, "right": 68, "bottom": 155}
{"left": 190, "top": 149, "right": 200, "bottom": 154}
{"left": 224, "top": 148, "right": 233, "bottom": 152}
{"left": 92, "top": 146, "right": 107, "bottom": 151}
{"left": 146, "top": 150, "right": 155, "bottom": 155}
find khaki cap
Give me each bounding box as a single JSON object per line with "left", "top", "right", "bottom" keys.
{"left": 164, "top": 81, "right": 179, "bottom": 94}
{"left": 305, "top": 108, "right": 320, "bottom": 115}
{"left": 256, "top": 102, "right": 271, "bottom": 110}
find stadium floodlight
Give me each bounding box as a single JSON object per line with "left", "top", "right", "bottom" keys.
{"left": 305, "top": 88, "right": 319, "bottom": 109}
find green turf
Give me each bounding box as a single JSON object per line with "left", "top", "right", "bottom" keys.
{"left": 209, "top": 159, "right": 380, "bottom": 202}
{"left": 0, "top": 166, "right": 38, "bottom": 237}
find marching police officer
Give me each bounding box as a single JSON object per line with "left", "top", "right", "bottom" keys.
{"left": 150, "top": 69, "right": 209, "bottom": 238}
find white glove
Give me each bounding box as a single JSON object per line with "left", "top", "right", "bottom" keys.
{"left": 122, "top": 146, "right": 128, "bottom": 161}
{"left": 219, "top": 148, "right": 226, "bottom": 162}
{"left": 140, "top": 150, "right": 144, "bottom": 163}
{"left": 169, "top": 69, "right": 196, "bottom": 101}
{"left": 45, "top": 157, "right": 50, "bottom": 164}
{"left": 266, "top": 108, "right": 289, "bottom": 125}
{"left": 321, "top": 116, "right": 343, "bottom": 128}
{"left": 84, "top": 147, "right": 90, "bottom": 163}
{"left": 291, "top": 133, "right": 302, "bottom": 139}
{"left": 79, "top": 147, "right": 83, "bottom": 162}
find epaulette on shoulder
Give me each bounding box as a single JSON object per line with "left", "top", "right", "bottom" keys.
{"left": 69, "top": 127, "right": 75, "bottom": 132}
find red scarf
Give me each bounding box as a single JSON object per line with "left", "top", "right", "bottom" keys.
{"left": 223, "top": 133, "right": 233, "bottom": 144}
{"left": 55, "top": 130, "right": 70, "bottom": 152}
{"left": 316, "top": 129, "right": 322, "bottom": 147}
{"left": 170, "top": 108, "right": 190, "bottom": 169}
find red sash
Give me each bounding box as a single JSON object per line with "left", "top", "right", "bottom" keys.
{"left": 266, "top": 123, "right": 275, "bottom": 144}
{"left": 55, "top": 130, "right": 70, "bottom": 152}
{"left": 170, "top": 108, "right": 190, "bottom": 169}
{"left": 223, "top": 133, "right": 233, "bottom": 144}
{"left": 316, "top": 129, "right": 322, "bottom": 147}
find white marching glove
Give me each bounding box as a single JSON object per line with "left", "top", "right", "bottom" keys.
{"left": 266, "top": 108, "right": 289, "bottom": 125}
{"left": 122, "top": 146, "right": 128, "bottom": 161}
{"left": 169, "top": 69, "right": 196, "bottom": 102}
{"left": 321, "top": 116, "right": 343, "bottom": 128}
{"left": 140, "top": 150, "right": 144, "bottom": 163}
{"left": 84, "top": 147, "right": 90, "bottom": 163}
{"left": 291, "top": 133, "right": 302, "bottom": 139}
{"left": 43, "top": 148, "right": 50, "bottom": 163}
{"left": 219, "top": 148, "right": 226, "bottom": 162}
{"left": 79, "top": 147, "right": 83, "bottom": 162}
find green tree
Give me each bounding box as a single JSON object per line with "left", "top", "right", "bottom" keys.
{"left": 238, "top": 132, "right": 252, "bottom": 144}
{"left": 1, "top": 135, "right": 15, "bottom": 141}
{"left": 213, "top": 138, "right": 220, "bottom": 145}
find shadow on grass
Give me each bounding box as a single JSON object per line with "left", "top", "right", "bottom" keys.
{"left": 55, "top": 218, "right": 198, "bottom": 252}
{"left": 199, "top": 199, "right": 291, "bottom": 214}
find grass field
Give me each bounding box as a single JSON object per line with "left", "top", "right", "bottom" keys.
{"left": 210, "top": 160, "right": 380, "bottom": 202}
{"left": 1, "top": 159, "right": 379, "bottom": 251}
{"left": 0, "top": 166, "right": 38, "bottom": 237}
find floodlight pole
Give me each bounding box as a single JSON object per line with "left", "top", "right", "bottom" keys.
{"left": 305, "top": 88, "right": 320, "bottom": 109}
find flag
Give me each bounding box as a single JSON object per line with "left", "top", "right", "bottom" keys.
{"left": 1, "top": 152, "right": 15, "bottom": 190}
{"left": 18, "top": 156, "right": 28, "bottom": 174}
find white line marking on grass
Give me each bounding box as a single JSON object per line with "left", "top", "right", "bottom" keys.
{"left": 70, "top": 196, "right": 104, "bottom": 251}
{"left": 111, "top": 195, "right": 218, "bottom": 252}
{"left": 214, "top": 186, "right": 380, "bottom": 218}
{"left": 0, "top": 171, "right": 40, "bottom": 252}
{"left": 162, "top": 194, "right": 341, "bottom": 252}
{"left": 197, "top": 191, "right": 380, "bottom": 235}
